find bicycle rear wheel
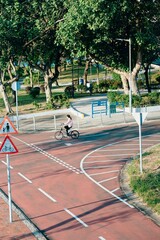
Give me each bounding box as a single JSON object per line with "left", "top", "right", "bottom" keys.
{"left": 55, "top": 131, "right": 63, "bottom": 140}
{"left": 70, "top": 130, "right": 79, "bottom": 139}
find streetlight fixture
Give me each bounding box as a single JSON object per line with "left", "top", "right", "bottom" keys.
{"left": 116, "top": 38, "right": 132, "bottom": 113}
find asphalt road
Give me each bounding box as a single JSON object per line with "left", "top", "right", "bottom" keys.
{"left": 0, "top": 120, "right": 160, "bottom": 240}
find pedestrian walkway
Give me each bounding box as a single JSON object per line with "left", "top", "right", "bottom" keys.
{"left": 70, "top": 94, "right": 160, "bottom": 129}
{"left": 2, "top": 94, "right": 159, "bottom": 133}
{"left": 70, "top": 94, "right": 134, "bottom": 129}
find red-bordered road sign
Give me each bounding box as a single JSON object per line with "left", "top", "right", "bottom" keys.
{"left": 0, "top": 135, "right": 18, "bottom": 154}
{"left": 0, "top": 116, "right": 18, "bottom": 135}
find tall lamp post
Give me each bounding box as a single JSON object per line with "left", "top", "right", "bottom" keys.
{"left": 116, "top": 38, "right": 132, "bottom": 113}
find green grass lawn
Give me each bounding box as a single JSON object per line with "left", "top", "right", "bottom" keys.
{"left": 127, "top": 144, "right": 160, "bottom": 215}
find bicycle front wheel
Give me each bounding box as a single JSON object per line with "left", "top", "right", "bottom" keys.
{"left": 55, "top": 131, "right": 63, "bottom": 140}
{"left": 70, "top": 130, "right": 79, "bottom": 139}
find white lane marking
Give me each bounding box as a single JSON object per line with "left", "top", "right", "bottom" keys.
{"left": 80, "top": 140, "right": 136, "bottom": 208}
{"left": 98, "top": 148, "right": 138, "bottom": 151}
{"left": 65, "top": 143, "right": 73, "bottom": 146}
{"left": 81, "top": 133, "right": 160, "bottom": 208}
{"left": 18, "top": 172, "right": 32, "bottom": 183}
{"left": 84, "top": 159, "right": 127, "bottom": 163}
{"left": 111, "top": 188, "right": 120, "bottom": 193}
{"left": 87, "top": 154, "right": 136, "bottom": 157}
{"left": 31, "top": 144, "right": 82, "bottom": 174}
{"left": 38, "top": 188, "right": 57, "bottom": 203}
{"left": 84, "top": 165, "right": 123, "bottom": 170}
{"left": 64, "top": 208, "right": 88, "bottom": 228}
{"left": 2, "top": 161, "right": 13, "bottom": 169}
{"left": 13, "top": 136, "right": 82, "bottom": 175}
{"left": 90, "top": 170, "right": 119, "bottom": 176}
{"left": 98, "top": 176, "right": 117, "bottom": 184}
{"left": 99, "top": 237, "right": 106, "bottom": 240}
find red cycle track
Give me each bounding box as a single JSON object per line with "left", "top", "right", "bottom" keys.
{"left": 0, "top": 121, "right": 160, "bottom": 240}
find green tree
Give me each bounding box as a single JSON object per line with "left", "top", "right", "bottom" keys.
{"left": 0, "top": 0, "right": 68, "bottom": 113}
{"left": 58, "top": 0, "right": 160, "bottom": 95}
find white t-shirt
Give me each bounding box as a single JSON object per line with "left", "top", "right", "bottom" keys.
{"left": 64, "top": 118, "right": 73, "bottom": 128}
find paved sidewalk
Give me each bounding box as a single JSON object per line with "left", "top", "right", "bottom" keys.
{"left": 0, "top": 190, "right": 39, "bottom": 240}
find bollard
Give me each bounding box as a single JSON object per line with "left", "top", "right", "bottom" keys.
{"left": 33, "top": 116, "right": 36, "bottom": 131}
{"left": 54, "top": 115, "right": 57, "bottom": 130}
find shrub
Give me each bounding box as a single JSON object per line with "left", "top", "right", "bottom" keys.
{"left": 156, "top": 75, "right": 160, "bottom": 84}
{"left": 45, "top": 94, "right": 70, "bottom": 109}
{"left": 25, "top": 86, "right": 32, "bottom": 94}
{"left": 64, "top": 85, "right": 76, "bottom": 97}
{"left": 33, "top": 101, "right": 41, "bottom": 110}
{"left": 77, "top": 85, "right": 87, "bottom": 93}
{"left": 30, "top": 87, "right": 40, "bottom": 98}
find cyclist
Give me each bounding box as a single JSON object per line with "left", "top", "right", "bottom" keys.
{"left": 64, "top": 114, "right": 73, "bottom": 136}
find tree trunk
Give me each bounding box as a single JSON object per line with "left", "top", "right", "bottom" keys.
{"left": 131, "top": 51, "right": 142, "bottom": 95}
{"left": 120, "top": 74, "right": 129, "bottom": 94}
{"left": 44, "top": 73, "right": 52, "bottom": 103}
{"left": 144, "top": 64, "right": 151, "bottom": 93}
{"left": 29, "top": 67, "right": 33, "bottom": 88}
{"left": 131, "top": 68, "right": 140, "bottom": 95}
{"left": 83, "top": 59, "right": 91, "bottom": 85}
{"left": 0, "top": 84, "right": 14, "bottom": 115}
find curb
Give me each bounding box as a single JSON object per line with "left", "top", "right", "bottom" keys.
{"left": 120, "top": 160, "right": 160, "bottom": 227}
{"left": 0, "top": 189, "right": 49, "bottom": 240}
{"left": 70, "top": 104, "right": 85, "bottom": 119}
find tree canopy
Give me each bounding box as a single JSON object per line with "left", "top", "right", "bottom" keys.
{"left": 0, "top": 0, "right": 159, "bottom": 113}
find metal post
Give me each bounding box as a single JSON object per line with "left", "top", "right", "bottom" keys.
{"left": 76, "top": 114, "right": 80, "bottom": 130}
{"left": 139, "top": 113, "right": 143, "bottom": 174}
{"left": 33, "top": 116, "right": 36, "bottom": 131}
{"left": 129, "top": 38, "right": 132, "bottom": 113}
{"left": 7, "top": 154, "right": 12, "bottom": 223}
{"left": 71, "top": 58, "right": 74, "bottom": 98}
{"left": 54, "top": 115, "right": 57, "bottom": 130}
{"left": 16, "top": 82, "right": 19, "bottom": 130}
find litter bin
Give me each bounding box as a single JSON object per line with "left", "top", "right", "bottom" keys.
{"left": 79, "top": 78, "right": 84, "bottom": 85}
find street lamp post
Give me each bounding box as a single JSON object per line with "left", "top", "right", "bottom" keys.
{"left": 116, "top": 38, "right": 132, "bottom": 113}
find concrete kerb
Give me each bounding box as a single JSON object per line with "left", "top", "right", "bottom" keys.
{"left": 0, "top": 189, "right": 48, "bottom": 240}
{"left": 69, "top": 103, "right": 85, "bottom": 119}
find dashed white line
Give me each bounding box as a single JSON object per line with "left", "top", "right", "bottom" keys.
{"left": 64, "top": 208, "right": 88, "bottom": 228}
{"left": 98, "top": 176, "right": 117, "bottom": 184}
{"left": 18, "top": 172, "right": 32, "bottom": 183}
{"left": 99, "top": 236, "right": 106, "bottom": 240}
{"left": 38, "top": 188, "right": 57, "bottom": 202}
{"left": 12, "top": 136, "right": 82, "bottom": 174}
{"left": 1, "top": 161, "right": 13, "bottom": 169}
{"left": 31, "top": 144, "right": 82, "bottom": 174}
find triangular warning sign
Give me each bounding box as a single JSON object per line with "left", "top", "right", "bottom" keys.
{"left": 0, "top": 116, "right": 18, "bottom": 135}
{"left": 132, "top": 112, "right": 148, "bottom": 126}
{"left": 0, "top": 135, "right": 18, "bottom": 154}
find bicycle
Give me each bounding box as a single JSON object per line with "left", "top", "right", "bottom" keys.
{"left": 55, "top": 124, "right": 80, "bottom": 140}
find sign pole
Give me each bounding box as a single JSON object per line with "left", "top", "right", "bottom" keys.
{"left": 6, "top": 154, "right": 12, "bottom": 223}
{"left": 132, "top": 112, "right": 148, "bottom": 174}
{"left": 139, "top": 114, "right": 143, "bottom": 174}
{"left": 15, "top": 82, "right": 19, "bottom": 130}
